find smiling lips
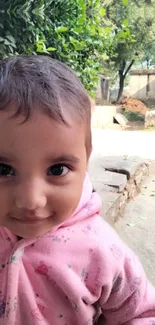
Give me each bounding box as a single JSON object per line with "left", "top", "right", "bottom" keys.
{"left": 11, "top": 212, "right": 50, "bottom": 224}
{"left": 13, "top": 217, "right": 46, "bottom": 224}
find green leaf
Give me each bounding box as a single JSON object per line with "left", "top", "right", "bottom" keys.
{"left": 122, "top": 0, "right": 128, "bottom": 4}
{"left": 4, "top": 39, "right": 11, "bottom": 45}
{"left": 56, "top": 26, "right": 68, "bottom": 33}
{"left": 127, "top": 223, "right": 136, "bottom": 227}
{"left": 47, "top": 47, "right": 56, "bottom": 52}
{"left": 73, "top": 27, "right": 83, "bottom": 34}
{"left": 105, "top": 27, "right": 112, "bottom": 34}
{"left": 139, "top": 217, "right": 148, "bottom": 221}
{"left": 123, "top": 20, "right": 128, "bottom": 27}
{"left": 0, "top": 37, "right": 4, "bottom": 42}
{"left": 6, "top": 35, "right": 16, "bottom": 43}
{"left": 99, "top": 7, "right": 105, "bottom": 17}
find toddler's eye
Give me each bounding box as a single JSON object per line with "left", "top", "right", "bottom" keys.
{"left": 0, "top": 163, "right": 15, "bottom": 177}
{"left": 47, "top": 164, "right": 69, "bottom": 176}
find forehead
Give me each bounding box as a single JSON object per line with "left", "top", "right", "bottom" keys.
{"left": 0, "top": 112, "right": 86, "bottom": 158}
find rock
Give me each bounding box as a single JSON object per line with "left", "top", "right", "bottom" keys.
{"left": 126, "top": 180, "right": 138, "bottom": 199}
{"left": 134, "top": 164, "right": 149, "bottom": 187}
{"left": 88, "top": 157, "right": 105, "bottom": 181}
{"left": 88, "top": 155, "right": 150, "bottom": 223}
{"left": 98, "top": 170, "right": 127, "bottom": 193}
{"left": 92, "top": 185, "right": 121, "bottom": 223}
{"left": 114, "top": 113, "right": 129, "bottom": 126}
{"left": 105, "top": 192, "right": 127, "bottom": 223}
{"left": 93, "top": 182, "right": 118, "bottom": 193}
{"left": 145, "top": 110, "right": 155, "bottom": 127}
{"left": 101, "top": 156, "right": 149, "bottom": 180}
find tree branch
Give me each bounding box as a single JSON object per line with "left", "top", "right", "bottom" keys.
{"left": 119, "top": 60, "right": 126, "bottom": 75}
{"left": 124, "top": 59, "right": 135, "bottom": 78}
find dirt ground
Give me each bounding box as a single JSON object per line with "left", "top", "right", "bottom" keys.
{"left": 91, "top": 129, "right": 155, "bottom": 285}
{"left": 93, "top": 98, "right": 155, "bottom": 131}
{"left": 114, "top": 162, "right": 155, "bottom": 285}
{"left": 118, "top": 97, "right": 148, "bottom": 115}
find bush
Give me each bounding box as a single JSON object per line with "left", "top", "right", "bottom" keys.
{"left": 121, "top": 109, "right": 145, "bottom": 122}
{"left": 0, "top": 0, "right": 106, "bottom": 95}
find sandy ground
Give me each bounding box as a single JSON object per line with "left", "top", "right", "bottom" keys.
{"left": 91, "top": 128, "right": 155, "bottom": 160}
{"left": 91, "top": 128, "right": 155, "bottom": 285}
{"left": 114, "top": 163, "right": 155, "bottom": 285}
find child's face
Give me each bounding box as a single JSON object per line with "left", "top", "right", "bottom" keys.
{"left": 0, "top": 110, "right": 87, "bottom": 238}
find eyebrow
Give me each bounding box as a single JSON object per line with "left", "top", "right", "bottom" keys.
{"left": 0, "top": 154, "right": 80, "bottom": 164}
{"left": 47, "top": 155, "right": 80, "bottom": 164}
{"left": 0, "top": 155, "right": 17, "bottom": 163}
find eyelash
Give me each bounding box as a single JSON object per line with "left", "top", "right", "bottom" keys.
{"left": 47, "top": 164, "right": 70, "bottom": 177}
{"left": 0, "top": 163, "right": 15, "bottom": 177}
{"left": 0, "top": 163, "right": 70, "bottom": 178}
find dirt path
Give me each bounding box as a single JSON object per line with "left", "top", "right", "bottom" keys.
{"left": 91, "top": 128, "right": 155, "bottom": 160}
{"left": 114, "top": 162, "right": 155, "bottom": 285}
{"left": 91, "top": 129, "right": 155, "bottom": 285}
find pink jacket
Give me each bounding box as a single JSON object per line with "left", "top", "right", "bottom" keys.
{"left": 0, "top": 175, "right": 155, "bottom": 325}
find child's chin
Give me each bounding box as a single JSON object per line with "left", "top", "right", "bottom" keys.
{"left": 13, "top": 226, "right": 52, "bottom": 240}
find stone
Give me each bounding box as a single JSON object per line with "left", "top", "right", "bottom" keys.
{"left": 126, "top": 180, "right": 138, "bottom": 199}
{"left": 96, "top": 187, "right": 121, "bottom": 223}
{"left": 98, "top": 170, "right": 127, "bottom": 193}
{"left": 93, "top": 182, "right": 118, "bottom": 193}
{"left": 145, "top": 110, "right": 155, "bottom": 127}
{"left": 88, "top": 157, "right": 105, "bottom": 181}
{"left": 101, "top": 156, "right": 149, "bottom": 180}
{"left": 89, "top": 155, "right": 150, "bottom": 224}
{"left": 90, "top": 180, "right": 126, "bottom": 223}
{"left": 114, "top": 113, "right": 129, "bottom": 126}
{"left": 134, "top": 164, "right": 149, "bottom": 187}
{"left": 105, "top": 193, "right": 126, "bottom": 223}
{"left": 92, "top": 181, "right": 121, "bottom": 202}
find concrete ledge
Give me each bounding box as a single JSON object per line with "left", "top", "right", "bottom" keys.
{"left": 91, "top": 105, "right": 116, "bottom": 128}
{"left": 89, "top": 156, "right": 149, "bottom": 223}
{"left": 145, "top": 110, "right": 155, "bottom": 127}
{"left": 93, "top": 171, "right": 127, "bottom": 193}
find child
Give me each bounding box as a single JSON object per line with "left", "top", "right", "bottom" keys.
{"left": 0, "top": 55, "right": 154, "bottom": 325}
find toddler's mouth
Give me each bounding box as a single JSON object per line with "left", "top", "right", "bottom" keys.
{"left": 13, "top": 217, "right": 45, "bottom": 225}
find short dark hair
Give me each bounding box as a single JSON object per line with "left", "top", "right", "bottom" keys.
{"left": 0, "top": 55, "right": 92, "bottom": 156}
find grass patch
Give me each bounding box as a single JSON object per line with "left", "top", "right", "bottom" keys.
{"left": 121, "top": 109, "right": 145, "bottom": 122}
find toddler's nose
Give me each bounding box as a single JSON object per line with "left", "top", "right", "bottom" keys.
{"left": 15, "top": 179, "right": 47, "bottom": 210}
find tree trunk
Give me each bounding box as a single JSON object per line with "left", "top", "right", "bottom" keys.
{"left": 146, "top": 58, "right": 150, "bottom": 69}
{"left": 117, "top": 71, "right": 124, "bottom": 103}
{"left": 116, "top": 59, "right": 135, "bottom": 103}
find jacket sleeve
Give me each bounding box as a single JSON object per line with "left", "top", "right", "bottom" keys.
{"left": 97, "top": 224, "right": 155, "bottom": 325}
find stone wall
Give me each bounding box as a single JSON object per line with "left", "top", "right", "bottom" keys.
{"left": 129, "top": 70, "right": 155, "bottom": 101}
{"left": 89, "top": 156, "right": 149, "bottom": 224}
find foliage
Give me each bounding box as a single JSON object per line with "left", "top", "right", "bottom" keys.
{"left": 1, "top": 0, "right": 155, "bottom": 98}
{"left": 121, "top": 109, "right": 145, "bottom": 122}
{"left": 0, "top": 0, "right": 107, "bottom": 95}
{"left": 102, "top": 0, "right": 155, "bottom": 101}
{"left": 138, "top": 41, "right": 155, "bottom": 69}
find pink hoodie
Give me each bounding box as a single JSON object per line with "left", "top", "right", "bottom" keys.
{"left": 0, "top": 175, "right": 155, "bottom": 325}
